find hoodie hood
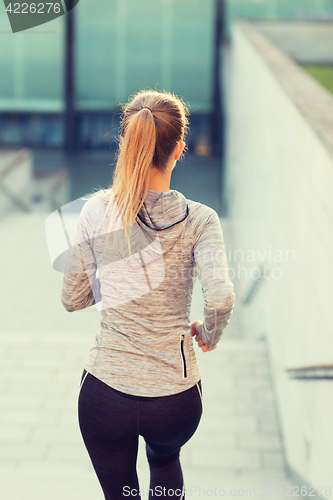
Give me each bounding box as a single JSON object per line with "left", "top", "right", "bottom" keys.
{"left": 137, "top": 189, "right": 188, "bottom": 231}
{"left": 120, "top": 189, "right": 189, "bottom": 269}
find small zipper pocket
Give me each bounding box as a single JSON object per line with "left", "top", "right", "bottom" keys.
{"left": 180, "top": 334, "right": 187, "bottom": 378}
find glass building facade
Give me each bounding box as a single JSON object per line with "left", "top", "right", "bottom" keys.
{"left": 1, "top": 0, "right": 332, "bottom": 148}
{"left": 0, "top": 0, "right": 215, "bottom": 148}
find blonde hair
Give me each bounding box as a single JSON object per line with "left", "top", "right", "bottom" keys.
{"left": 90, "top": 89, "right": 190, "bottom": 256}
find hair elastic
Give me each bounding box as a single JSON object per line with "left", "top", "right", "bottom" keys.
{"left": 141, "top": 106, "right": 152, "bottom": 112}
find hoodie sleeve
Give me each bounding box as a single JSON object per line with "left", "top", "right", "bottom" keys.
{"left": 61, "top": 200, "right": 102, "bottom": 312}
{"left": 193, "top": 210, "right": 235, "bottom": 349}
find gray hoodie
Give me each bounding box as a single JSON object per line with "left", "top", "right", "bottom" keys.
{"left": 61, "top": 188, "right": 235, "bottom": 397}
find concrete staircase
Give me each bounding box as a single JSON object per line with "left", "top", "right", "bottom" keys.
{"left": 0, "top": 148, "right": 69, "bottom": 220}
{"left": 0, "top": 213, "right": 294, "bottom": 499}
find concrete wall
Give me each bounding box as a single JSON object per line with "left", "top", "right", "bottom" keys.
{"left": 225, "top": 20, "right": 333, "bottom": 495}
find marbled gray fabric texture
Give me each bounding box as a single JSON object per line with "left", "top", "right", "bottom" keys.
{"left": 61, "top": 189, "right": 235, "bottom": 397}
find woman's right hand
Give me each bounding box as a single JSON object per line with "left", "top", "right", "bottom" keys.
{"left": 191, "top": 320, "right": 217, "bottom": 352}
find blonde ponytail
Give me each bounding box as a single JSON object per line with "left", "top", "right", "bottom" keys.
{"left": 105, "top": 108, "right": 156, "bottom": 255}
{"left": 93, "top": 89, "right": 190, "bottom": 258}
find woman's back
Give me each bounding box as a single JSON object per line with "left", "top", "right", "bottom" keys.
{"left": 62, "top": 187, "right": 235, "bottom": 396}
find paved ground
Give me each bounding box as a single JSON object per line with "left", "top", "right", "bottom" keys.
{"left": 0, "top": 210, "right": 294, "bottom": 499}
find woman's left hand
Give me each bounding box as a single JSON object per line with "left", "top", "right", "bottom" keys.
{"left": 191, "top": 320, "right": 217, "bottom": 352}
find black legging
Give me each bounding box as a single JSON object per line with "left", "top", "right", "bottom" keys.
{"left": 78, "top": 369, "right": 203, "bottom": 499}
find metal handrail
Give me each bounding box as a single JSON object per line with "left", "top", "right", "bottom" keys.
{"left": 242, "top": 261, "right": 269, "bottom": 305}
{"left": 0, "top": 149, "right": 30, "bottom": 182}
{"left": 286, "top": 364, "right": 333, "bottom": 380}
{"left": 0, "top": 149, "right": 32, "bottom": 212}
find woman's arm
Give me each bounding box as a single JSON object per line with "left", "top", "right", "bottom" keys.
{"left": 61, "top": 202, "right": 102, "bottom": 312}
{"left": 193, "top": 210, "right": 235, "bottom": 349}
{"left": 61, "top": 244, "right": 101, "bottom": 312}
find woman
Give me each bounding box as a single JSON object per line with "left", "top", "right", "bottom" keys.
{"left": 61, "top": 89, "right": 235, "bottom": 499}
